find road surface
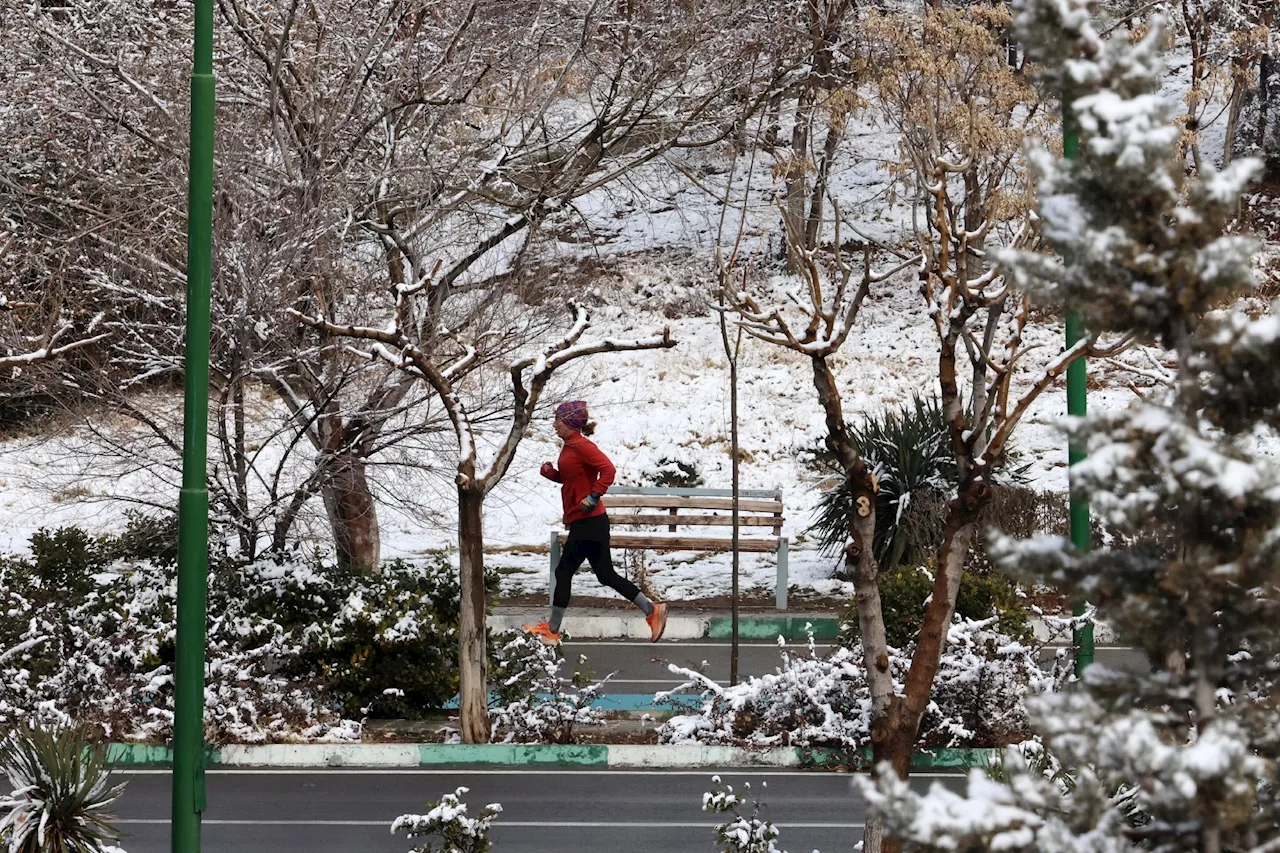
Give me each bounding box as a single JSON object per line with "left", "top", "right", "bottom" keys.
{"left": 111, "top": 768, "right": 963, "bottom": 853}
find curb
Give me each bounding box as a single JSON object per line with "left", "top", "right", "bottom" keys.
{"left": 105, "top": 742, "right": 994, "bottom": 770}
{"left": 488, "top": 610, "right": 1115, "bottom": 644}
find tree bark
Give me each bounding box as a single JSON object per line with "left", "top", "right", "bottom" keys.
{"left": 457, "top": 484, "right": 490, "bottom": 744}
{"left": 320, "top": 449, "right": 381, "bottom": 571}
{"left": 784, "top": 90, "right": 815, "bottom": 272}
{"left": 1262, "top": 53, "right": 1279, "bottom": 178}
{"left": 867, "top": 485, "right": 986, "bottom": 853}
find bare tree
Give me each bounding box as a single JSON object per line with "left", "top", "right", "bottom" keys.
{"left": 5, "top": 0, "right": 793, "bottom": 568}
{"left": 727, "top": 8, "right": 1136, "bottom": 851}
{"left": 295, "top": 291, "right": 674, "bottom": 743}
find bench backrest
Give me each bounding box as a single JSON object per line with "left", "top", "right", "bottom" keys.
{"left": 605, "top": 486, "right": 784, "bottom": 537}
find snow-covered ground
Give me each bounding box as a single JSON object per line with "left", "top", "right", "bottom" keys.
{"left": 0, "top": 274, "right": 1162, "bottom": 604}
{"left": 0, "top": 46, "right": 1273, "bottom": 604}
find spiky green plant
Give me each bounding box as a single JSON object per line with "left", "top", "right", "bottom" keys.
{"left": 810, "top": 394, "right": 955, "bottom": 567}
{"left": 0, "top": 723, "right": 127, "bottom": 853}
{"left": 810, "top": 394, "right": 1030, "bottom": 568}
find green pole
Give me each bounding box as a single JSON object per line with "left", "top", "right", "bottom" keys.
{"left": 172, "top": 0, "right": 214, "bottom": 846}
{"left": 1063, "top": 97, "right": 1094, "bottom": 678}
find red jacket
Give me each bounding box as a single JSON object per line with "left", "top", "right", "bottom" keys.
{"left": 542, "top": 432, "right": 615, "bottom": 525}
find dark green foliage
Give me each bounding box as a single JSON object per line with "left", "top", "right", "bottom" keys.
{"left": 0, "top": 722, "right": 127, "bottom": 852}
{"left": 28, "top": 527, "right": 104, "bottom": 602}
{"left": 809, "top": 394, "right": 1033, "bottom": 571}
{"left": 106, "top": 510, "right": 179, "bottom": 567}
{"left": 810, "top": 394, "right": 954, "bottom": 567}
{"left": 0, "top": 524, "right": 490, "bottom": 732}
{"left": 645, "top": 457, "right": 703, "bottom": 489}
{"left": 302, "top": 556, "right": 493, "bottom": 720}
{"left": 840, "top": 563, "right": 1030, "bottom": 648}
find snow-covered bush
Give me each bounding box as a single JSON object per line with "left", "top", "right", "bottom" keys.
{"left": 0, "top": 525, "right": 471, "bottom": 742}
{"left": 660, "top": 621, "right": 1050, "bottom": 752}
{"left": 0, "top": 722, "right": 127, "bottom": 852}
{"left": 392, "top": 787, "right": 501, "bottom": 853}
{"left": 703, "top": 776, "right": 809, "bottom": 853}
{"left": 488, "top": 633, "right": 613, "bottom": 743}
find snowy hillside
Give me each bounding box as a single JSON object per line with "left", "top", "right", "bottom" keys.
{"left": 0, "top": 33, "right": 1276, "bottom": 605}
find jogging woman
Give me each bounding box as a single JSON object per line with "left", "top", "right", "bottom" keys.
{"left": 523, "top": 400, "right": 668, "bottom": 645}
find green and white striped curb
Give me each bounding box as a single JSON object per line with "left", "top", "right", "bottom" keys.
{"left": 488, "top": 610, "right": 1115, "bottom": 644}
{"left": 106, "top": 742, "right": 994, "bottom": 770}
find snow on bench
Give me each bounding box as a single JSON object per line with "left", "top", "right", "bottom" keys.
{"left": 549, "top": 486, "right": 791, "bottom": 610}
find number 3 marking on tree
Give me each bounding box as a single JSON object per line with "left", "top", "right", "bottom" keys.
{"left": 856, "top": 495, "right": 872, "bottom": 518}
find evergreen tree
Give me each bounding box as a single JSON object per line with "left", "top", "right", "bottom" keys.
{"left": 862, "top": 0, "right": 1280, "bottom": 850}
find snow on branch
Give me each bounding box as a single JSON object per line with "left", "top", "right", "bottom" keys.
{"left": 0, "top": 311, "right": 110, "bottom": 371}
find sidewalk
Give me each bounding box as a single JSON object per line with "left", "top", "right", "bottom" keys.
{"left": 488, "top": 606, "right": 1116, "bottom": 643}
{"left": 489, "top": 607, "right": 841, "bottom": 640}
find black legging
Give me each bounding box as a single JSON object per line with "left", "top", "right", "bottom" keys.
{"left": 553, "top": 515, "right": 640, "bottom": 609}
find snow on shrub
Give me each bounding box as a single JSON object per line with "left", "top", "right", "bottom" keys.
{"left": 392, "top": 787, "right": 501, "bottom": 853}
{"left": 660, "top": 620, "right": 1053, "bottom": 751}
{"left": 488, "top": 632, "right": 613, "bottom": 743}
{"left": 0, "top": 526, "right": 468, "bottom": 742}
{"left": 703, "top": 776, "right": 810, "bottom": 853}
{"left": 0, "top": 721, "right": 128, "bottom": 853}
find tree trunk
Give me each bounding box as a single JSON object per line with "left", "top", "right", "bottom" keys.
{"left": 231, "top": 372, "right": 254, "bottom": 558}
{"left": 320, "top": 449, "right": 381, "bottom": 571}
{"left": 457, "top": 484, "right": 490, "bottom": 744}
{"left": 1223, "top": 72, "right": 1247, "bottom": 169}
{"left": 784, "top": 90, "right": 814, "bottom": 271}
{"left": 803, "top": 120, "right": 844, "bottom": 251}
{"left": 1262, "top": 53, "right": 1279, "bottom": 178}
{"left": 866, "top": 489, "right": 985, "bottom": 853}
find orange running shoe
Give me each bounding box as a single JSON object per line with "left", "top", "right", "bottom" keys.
{"left": 645, "top": 602, "right": 669, "bottom": 643}
{"left": 521, "top": 621, "right": 562, "bottom": 646}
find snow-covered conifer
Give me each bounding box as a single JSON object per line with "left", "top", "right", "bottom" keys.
{"left": 863, "top": 0, "right": 1280, "bottom": 850}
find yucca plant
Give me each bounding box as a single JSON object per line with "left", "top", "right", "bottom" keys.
{"left": 0, "top": 722, "right": 127, "bottom": 853}
{"left": 810, "top": 394, "right": 955, "bottom": 568}
{"left": 810, "top": 394, "right": 1031, "bottom": 569}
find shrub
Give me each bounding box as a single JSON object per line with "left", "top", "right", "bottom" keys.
{"left": 0, "top": 527, "right": 483, "bottom": 741}
{"left": 809, "top": 394, "right": 954, "bottom": 568}
{"left": 807, "top": 394, "right": 1035, "bottom": 573}
{"left": 703, "top": 776, "right": 799, "bottom": 853}
{"left": 839, "top": 564, "right": 1031, "bottom": 648}
{"left": 392, "top": 787, "right": 501, "bottom": 853}
{"left": 0, "top": 722, "right": 127, "bottom": 853}
{"left": 488, "top": 632, "right": 611, "bottom": 743}
{"left": 106, "top": 511, "right": 179, "bottom": 567}
{"left": 660, "top": 620, "right": 1049, "bottom": 752}
{"left": 642, "top": 456, "right": 704, "bottom": 489}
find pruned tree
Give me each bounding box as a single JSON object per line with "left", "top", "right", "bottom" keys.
{"left": 860, "top": 10, "right": 1132, "bottom": 848}
{"left": 295, "top": 291, "right": 674, "bottom": 743}
{"left": 729, "top": 7, "right": 1136, "bottom": 851}
{"left": 862, "top": 1, "right": 1278, "bottom": 850}
{"left": 724, "top": 203, "right": 919, "bottom": 850}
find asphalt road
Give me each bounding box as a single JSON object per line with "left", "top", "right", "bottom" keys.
{"left": 111, "top": 768, "right": 962, "bottom": 853}
{"left": 566, "top": 639, "right": 1148, "bottom": 694}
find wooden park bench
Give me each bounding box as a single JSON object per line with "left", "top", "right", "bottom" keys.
{"left": 549, "top": 485, "right": 792, "bottom": 610}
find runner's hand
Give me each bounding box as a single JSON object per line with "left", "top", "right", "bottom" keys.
{"left": 540, "top": 462, "right": 557, "bottom": 478}
{"left": 580, "top": 492, "right": 600, "bottom": 511}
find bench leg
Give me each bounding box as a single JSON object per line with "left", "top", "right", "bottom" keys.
{"left": 776, "top": 538, "right": 789, "bottom": 611}
{"left": 549, "top": 531, "right": 561, "bottom": 607}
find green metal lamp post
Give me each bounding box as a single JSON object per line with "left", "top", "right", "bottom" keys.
{"left": 1063, "top": 97, "right": 1095, "bottom": 679}
{"left": 173, "top": 0, "right": 215, "bottom": 846}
